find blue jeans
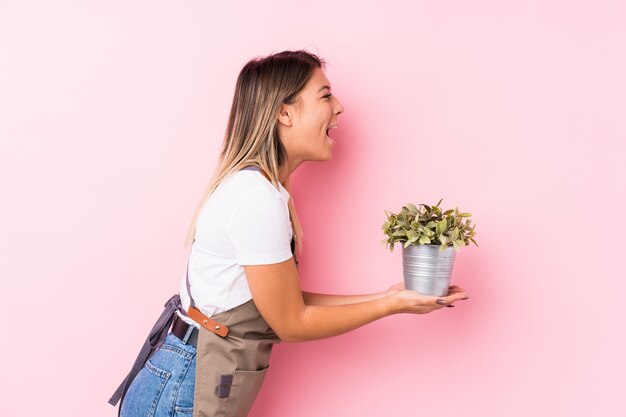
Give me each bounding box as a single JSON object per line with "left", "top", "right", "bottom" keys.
{"left": 120, "top": 333, "right": 197, "bottom": 417}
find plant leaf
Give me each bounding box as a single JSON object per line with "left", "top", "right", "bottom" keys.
{"left": 418, "top": 235, "right": 431, "bottom": 244}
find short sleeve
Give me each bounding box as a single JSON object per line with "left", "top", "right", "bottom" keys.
{"left": 226, "top": 187, "right": 293, "bottom": 265}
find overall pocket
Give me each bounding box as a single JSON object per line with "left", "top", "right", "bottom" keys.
{"left": 223, "top": 365, "right": 270, "bottom": 417}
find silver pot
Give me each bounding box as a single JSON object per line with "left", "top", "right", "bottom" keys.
{"left": 402, "top": 244, "right": 457, "bottom": 296}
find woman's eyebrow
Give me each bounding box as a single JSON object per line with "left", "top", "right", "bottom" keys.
{"left": 316, "top": 85, "right": 331, "bottom": 93}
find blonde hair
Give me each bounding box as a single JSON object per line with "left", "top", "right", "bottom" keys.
{"left": 183, "top": 50, "right": 327, "bottom": 258}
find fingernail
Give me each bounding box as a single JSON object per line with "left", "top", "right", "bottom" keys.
{"left": 436, "top": 299, "right": 447, "bottom": 305}
{"left": 446, "top": 304, "right": 455, "bottom": 308}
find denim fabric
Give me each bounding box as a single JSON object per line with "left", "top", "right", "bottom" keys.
{"left": 120, "top": 333, "right": 196, "bottom": 417}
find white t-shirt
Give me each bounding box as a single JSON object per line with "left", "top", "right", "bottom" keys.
{"left": 176, "top": 169, "right": 293, "bottom": 327}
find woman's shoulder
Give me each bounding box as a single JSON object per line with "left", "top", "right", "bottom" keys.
{"left": 220, "top": 170, "right": 271, "bottom": 197}
{"left": 222, "top": 169, "right": 289, "bottom": 202}
{"left": 206, "top": 171, "right": 287, "bottom": 219}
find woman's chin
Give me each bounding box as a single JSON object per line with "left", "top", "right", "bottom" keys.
{"left": 325, "top": 137, "right": 335, "bottom": 159}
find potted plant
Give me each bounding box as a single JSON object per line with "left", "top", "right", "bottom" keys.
{"left": 380, "top": 198, "right": 479, "bottom": 296}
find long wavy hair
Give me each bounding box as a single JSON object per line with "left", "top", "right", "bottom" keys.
{"left": 183, "top": 50, "right": 326, "bottom": 257}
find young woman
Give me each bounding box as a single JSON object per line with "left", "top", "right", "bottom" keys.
{"left": 111, "top": 50, "right": 468, "bottom": 417}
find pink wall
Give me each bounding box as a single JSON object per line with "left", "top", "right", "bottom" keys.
{"left": 1, "top": 1, "right": 625, "bottom": 416}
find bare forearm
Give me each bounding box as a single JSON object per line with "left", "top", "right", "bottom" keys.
{"left": 301, "top": 290, "right": 387, "bottom": 306}
{"left": 285, "top": 296, "right": 396, "bottom": 342}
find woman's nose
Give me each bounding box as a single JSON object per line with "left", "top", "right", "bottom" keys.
{"left": 334, "top": 97, "right": 345, "bottom": 115}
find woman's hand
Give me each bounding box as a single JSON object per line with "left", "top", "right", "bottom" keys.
{"left": 388, "top": 285, "right": 469, "bottom": 315}
{"left": 385, "top": 282, "right": 405, "bottom": 296}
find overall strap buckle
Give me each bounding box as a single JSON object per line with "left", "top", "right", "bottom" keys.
{"left": 187, "top": 306, "right": 230, "bottom": 337}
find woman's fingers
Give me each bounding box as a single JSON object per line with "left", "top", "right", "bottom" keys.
{"left": 432, "top": 286, "right": 469, "bottom": 309}
{"left": 396, "top": 287, "right": 469, "bottom": 314}
{"left": 447, "top": 285, "right": 465, "bottom": 295}
{"left": 442, "top": 290, "right": 468, "bottom": 305}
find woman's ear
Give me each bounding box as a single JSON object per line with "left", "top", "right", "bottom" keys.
{"left": 277, "top": 103, "right": 293, "bottom": 127}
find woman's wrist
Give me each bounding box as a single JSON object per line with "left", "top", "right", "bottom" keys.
{"left": 380, "top": 293, "right": 400, "bottom": 316}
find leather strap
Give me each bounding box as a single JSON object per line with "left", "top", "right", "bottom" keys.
{"left": 187, "top": 306, "right": 229, "bottom": 337}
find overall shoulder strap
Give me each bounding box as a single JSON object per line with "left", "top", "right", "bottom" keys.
{"left": 243, "top": 165, "right": 298, "bottom": 266}
{"left": 241, "top": 165, "right": 261, "bottom": 172}
{"left": 184, "top": 246, "right": 196, "bottom": 308}
{"left": 184, "top": 165, "right": 262, "bottom": 309}
{"left": 184, "top": 164, "right": 298, "bottom": 311}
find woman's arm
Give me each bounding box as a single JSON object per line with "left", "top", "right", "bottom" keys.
{"left": 301, "top": 290, "right": 387, "bottom": 306}
{"left": 244, "top": 259, "right": 466, "bottom": 343}
{"left": 301, "top": 282, "right": 406, "bottom": 306}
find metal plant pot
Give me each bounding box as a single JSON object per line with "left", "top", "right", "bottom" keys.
{"left": 402, "top": 244, "right": 457, "bottom": 296}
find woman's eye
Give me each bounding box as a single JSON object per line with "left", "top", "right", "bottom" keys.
{"left": 323, "top": 93, "right": 332, "bottom": 99}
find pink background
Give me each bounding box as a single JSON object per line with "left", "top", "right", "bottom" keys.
{"left": 1, "top": 1, "right": 625, "bottom": 416}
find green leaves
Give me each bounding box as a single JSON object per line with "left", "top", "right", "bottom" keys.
{"left": 418, "top": 235, "right": 431, "bottom": 244}
{"left": 406, "top": 203, "right": 419, "bottom": 213}
{"left": 381, "top": 199, "right": 479, "bottom": 253}
{"left": 435, "top": 218, "right": 447, "bottom": 235}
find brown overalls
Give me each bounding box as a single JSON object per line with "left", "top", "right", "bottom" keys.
{"left": 110, "top": 165, "right": 297, "bottom": 417}
{"left": 191, "top": 297, "right": 282, "bottom": 416}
